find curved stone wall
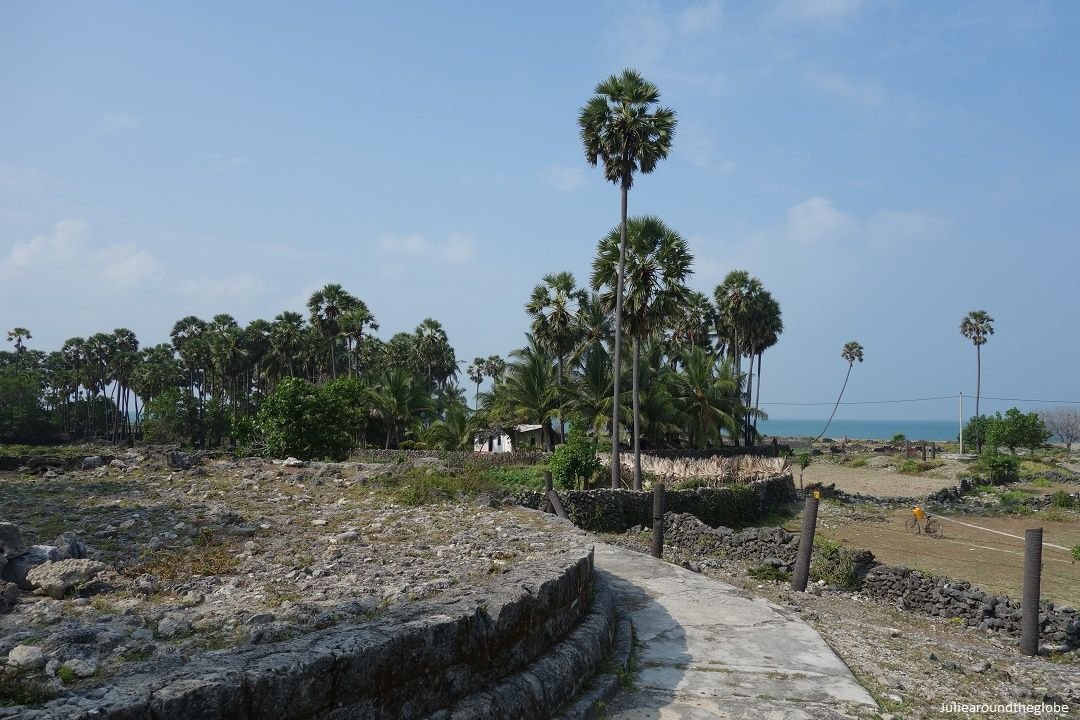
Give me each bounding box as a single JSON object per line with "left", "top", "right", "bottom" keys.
{"left": 0, "top": 548, "right": 603, "bottom": 719}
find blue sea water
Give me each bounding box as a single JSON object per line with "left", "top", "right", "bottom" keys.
{"left": 757, "top": 418, "right": 960, "bottom": 442}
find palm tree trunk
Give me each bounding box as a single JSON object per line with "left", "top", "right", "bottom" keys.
{"left": 975, "top": 345, "right": 982, "bottom": 452}
{"left": 632, "top": 336, "right": 641, "bottom": 491}
{"left": 814, "top": 362, "right": 853, "bottom": 442}
{"left": 611, "top": 182, "right": 628, "bottom": 488}
{"left": 753, "top": 352, "right": 763, "bottom": 432}
{"left": 744, "top": 344, "right": 755, "bottom": 446}
{"left": 557, "top": 354, "right": 565, "bottom": 444}
{"left": 330, "top": 339, "right": 337, "bottom": 380}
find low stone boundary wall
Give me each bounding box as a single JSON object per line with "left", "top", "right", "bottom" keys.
{"left": 661, "top": 512, "right": 1080, "bottom": 650}
{"left": 512, "top": 475, "right": 797, "bottom": 532}
{"left": 1, "top": 548, "right": 599, "bottom": 719}
{"left": 862, "top": 566, "right": 1080, "bottom": 650}
{"left": 350, "top": 449, "right": 550, "bottom": 467}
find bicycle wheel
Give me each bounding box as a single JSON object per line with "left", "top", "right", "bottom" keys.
{"left": 904, "top": 517, "right": 920, "bottom": 534}
{"left": 924, "top": 518, "right": 942, "bottom": 538}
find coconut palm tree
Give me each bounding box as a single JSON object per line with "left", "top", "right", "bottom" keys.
{"left": 368, "top": 369, "right": 434, "bottom": 449}
{"left": 527, "top": 271, "right": 586, "bottom": 443}
{"left": 502, "top": 338, "right": 560, "bottom": 451}
{"left": 467, "top": 358, "right": 485, "bottom": 411}
{"left": 814, "top": 341, "right": 864, "bottom": 443}
{"left": 579, "top": 68, "right": 676, "bottom": 487}
{"left": 672, "top": 346, "right": 741, "bottom": 448}
{"left": 960, "top": 310, "right": 994, "bottom": 451}
{"left": 307, "top": 284, "right": 359, "bottom": 379}
{"left": 747, "top": 291, "right": 783, "bottom": 437}
{"left": 592, "top": 216, "right": 692, "bottom": 489}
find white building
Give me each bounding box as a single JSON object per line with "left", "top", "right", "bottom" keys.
{"left": 473, "top": 424, "right": 547, "bottom": 453}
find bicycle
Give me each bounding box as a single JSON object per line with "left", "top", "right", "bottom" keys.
{"left": 905, "top": 515, "right": 943, "bottom": 538}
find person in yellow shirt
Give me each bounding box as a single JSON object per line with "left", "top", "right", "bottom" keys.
{"left": 911, "top": 504, "right": 927, "bottom": 534}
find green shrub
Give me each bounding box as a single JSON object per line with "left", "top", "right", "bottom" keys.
{"left": 1072, "top": 545, "right": 1080, "bottom": 562}
{"left": 1050, "top": 491, "right": 1076, "bottom": 509}
{"left": 847, "top": 457, "right": 868, "bottom": 468}
{"left": 482, "top": 465, "right": 546, "bottom": 491}
{"left": 810, "top": 537, "right": 858, "bottom": 589}
{"left": 748, "top": 564, "right": 790, "bottom": 583}
{"left": 977, "top": 452, "right": 1020, "bottom": 483}
{"left": 255, "top": 377, "right": 352, "bottom": 461}
{"left": 549, "top": 424, "right": 599, "bottom": 490}
{"left": 898, "top": 459, "right": 939, "bottom": 474}
{"left": 891, "top": 433, "right": 906, "bottom": 444}
{"left": 142, "top": 388, "right": 200, "bottom": 445}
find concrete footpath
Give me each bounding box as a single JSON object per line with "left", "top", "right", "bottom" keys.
{"left": 593, "top": 543, "right": 878, "bottom": 720}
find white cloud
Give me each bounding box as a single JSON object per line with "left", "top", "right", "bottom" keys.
{"left": 540, "top": 165, "right": 586, "bottom": 191}
{"left": 769, "top": 0, "right": 862, "bottom": 25}
{"left": 101, "top": 112, "right": 142, "bottom": 133}
{"left": 442, "top": 233, "right": 475, "bottom": 262}
{"left": 5, "top": 219, "right": 87, "bottom": 268}
{"left": 804, "top": 69, "right": 884, "bottom": 108}
{"left": 178, "top": 273, "right": 264, "bottom": 299}
{"left": 379, "top": 233, "right": 428, "bottom": 256}
{"left": 97, "top": 243, "right": 165, "bottom": 286}
{"left": 378, "top": 232, "right": 475, "bottom": 263}
{"left": 785, "top": 196, "right": 857, "bottom": 246}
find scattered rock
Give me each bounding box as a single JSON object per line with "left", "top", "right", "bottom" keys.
{"left": 26, "top": 559, "right": 110, "bottom": 599}
{"left": 81, "top": 456, "right": 105, "bottom": 470}
{"left": 0, "top": 580, "right": 18, "bottom": 613}
{"left": 7, "top": 644, "right": 46, "bottom": 671}
{"left": 62, "top": 657, "right": 98, "bottom": 678}
{"left": 970, "top": 660, "right": 991, "bottom": 673}
{"left": 156, "top": 614, "right": 193, "bottom": 638}
{"left": 1, "top": 544, "right": 61, "bottom": 589}
{"left": 166, "top": 451, "right": 194, "bottom": 470}
{"left": 51, "top": 532, "right": 88, "bottom": 560}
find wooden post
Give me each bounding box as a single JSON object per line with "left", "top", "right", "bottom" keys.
{"left": 1021, "top": 528, "right": 1043, "bottom": 656}
{"left": 922, "top": 443, "right": 927, "bottom": 462}
{"left": 791, "top": 494, "right": 820, "bottom": 592}
{"left": 651, "top": 482, "right": 666, "bottom": 559}
{"left": 547, "top": 490, "right": 568, "bottom": 520}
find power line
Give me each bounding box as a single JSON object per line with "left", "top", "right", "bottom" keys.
{"left": 758, "top": 394, "right": 1080, "bottom": 407}
{"left": 760, "top": 395, "right": 959, "bottom": 407}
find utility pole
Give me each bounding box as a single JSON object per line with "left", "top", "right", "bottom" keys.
{"left": 959, "top": 391, "right": 964, "bottom": 455}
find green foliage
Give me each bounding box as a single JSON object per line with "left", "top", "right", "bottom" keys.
{"left": 970, "top": 409, "right": 1051, "bottom": 455}
{"left": 891, "top": 433, "right": 906, "bottom": 443}
{"left": 1072, "top": 545, "right": 1080, "bottom": 562}
{"left": 897, "top": 459, "right": 941, "bottom": 475}
{"left": 747, "top": 564, "right": 790, "bottom": 582}
{"left": 385, "top": 469, "right": 498, "bottom": 506}
{"left": 141, "top": 389, "right": 200, "bottom": 444}
{"left": 797, "top": 452, "right": 812, "bottom": 471}
{"left": 1049, "top": 491, "right": 1076, "bottom": 509}
{"left": 549, "top": 424, "right": 600, "bottom": 490}
{"left": 256, "top": 377, "right": 352, "bottom": 461}
{"left": 0, "top": 372, "right": 55, "bottom": 441}
{"left": 977, "top": 452, "right": 1020, "bottom": 483}
{"left": 810, "top": 537, "right": 858, "bottom": 589}
{"left": 846, "top": 457, "right": 868, "bottom": 468}
{"left": 481, "top": 465, "right": 547, "bottom": 491}
{"left": 56, "top": 665, "right": 77, "bottom": 684}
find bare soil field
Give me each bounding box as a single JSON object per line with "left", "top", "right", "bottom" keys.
{"left": 813, "top": 502, "right": 1080, "bottom": 608}
{"left": 802, "top": 462, "right": 959, "bottom": 497}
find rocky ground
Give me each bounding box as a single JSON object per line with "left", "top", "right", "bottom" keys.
{"left": 604, "top": 529, "right": 1080, "bottom": 719}
{"left": 0, "top": 450, "right": 585, "bottom": 703}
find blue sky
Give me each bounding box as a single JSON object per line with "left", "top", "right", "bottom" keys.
{"left": 2, "top": 1, "right": 1078, "bottom": 420}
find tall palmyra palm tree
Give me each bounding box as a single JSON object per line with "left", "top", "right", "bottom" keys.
{"left": 526, "top": 271, "right": 586, "bottom": 443}
{"left": 743, "top": 289, "right": 782, "bottom": 442}
{"left": 483, "top": 355, "right": 507, "bottom": 385}
{"left": 467, "top": 358, "right": 485, "bottom": 411}
{"left": 592, "top": 216, "right": 692, "bottom": 489}
{"left": 960, "top": 310, "right": 994, "bottom": 451}
{"left": 6, "top": 327, "right": 32, "bottom": 373}
{"left": 269, "top": 311, "right": 305, "bottom": 380}
{"left": 579, "top": 68, "right": 676, "bottom": 487}
{"left": 815, "top": 341, "right": 864, "bottom": 442}
{"left": 307, "top": 283, "right": 359, "bottom": 379}
{"left": 339, "top": 303, "right": 378, "bottom": 378}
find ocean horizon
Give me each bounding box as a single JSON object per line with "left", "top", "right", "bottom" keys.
{"left": 757, "top": 418, "right": 960, "bottom": 441}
